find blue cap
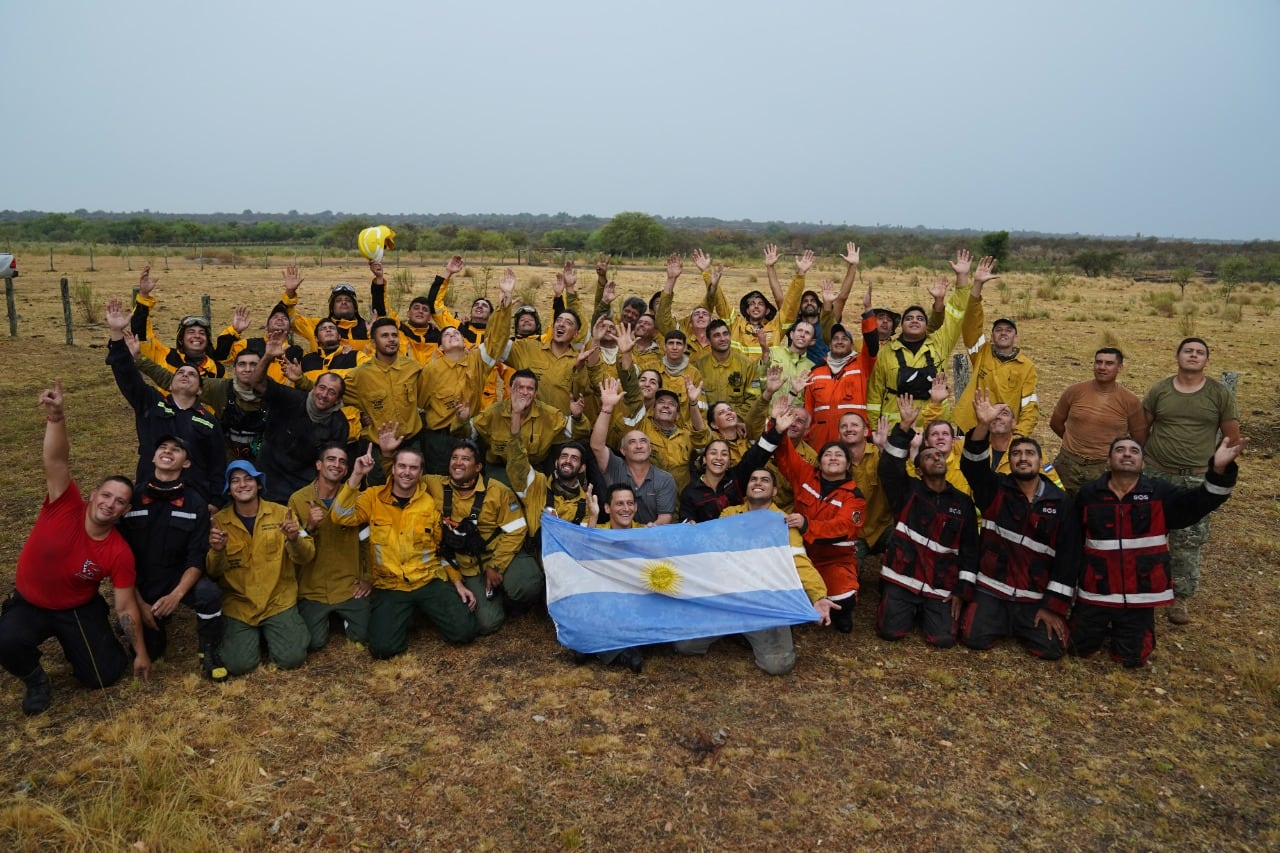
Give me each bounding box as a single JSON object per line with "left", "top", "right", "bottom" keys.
{"left": 224, "top": 460, "right": 266, "bottom": 496}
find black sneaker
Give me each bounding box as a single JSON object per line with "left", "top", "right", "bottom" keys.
{"left": 616, "top": 647, "right": 644, "bottom": 674}
{"left": 200, "top": 648, "right": 229, "bottom": 682}
{"left": 21, "top": 667, "right": 52, "bottom": 715}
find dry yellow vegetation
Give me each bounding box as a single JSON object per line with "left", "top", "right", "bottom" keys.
{"left": 0, "top": 252, "right": 1277, "bottom": 850}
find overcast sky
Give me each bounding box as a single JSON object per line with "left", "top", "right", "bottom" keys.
{"left": 9, "top": 1, "right": 1278, "bottom": 240}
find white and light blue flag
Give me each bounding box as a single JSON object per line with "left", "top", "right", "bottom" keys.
{"left": 541, "top": 512, "right": 817, "bottom": 654}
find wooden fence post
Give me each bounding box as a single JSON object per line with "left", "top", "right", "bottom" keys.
{"left": 88, "top": 244, "right": 95, "bottom": 272}
{"left": 60, "top": 277, "right": 74, "bottom": 345}
{"left": 5, "top": 279, "right": 16, "bottom": 337}
{"left": 48, "top": 246, "right": 54, "bottom": 272}
{"left": 125, "top": 245, "right": 131, "bottom": 271}
{"left": 951, "top": 353, "right": 970, "bottom": 403}
{"left": 201, "top": 294, "right": 212, "bottom": 327}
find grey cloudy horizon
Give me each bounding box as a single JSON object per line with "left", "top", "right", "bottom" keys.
{"left": 10, "top": 0, "right": 1278, "bottom": 241}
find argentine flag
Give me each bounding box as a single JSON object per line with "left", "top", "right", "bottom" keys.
{"left": 542, "top": 512, "right": 818, "bottom": 654}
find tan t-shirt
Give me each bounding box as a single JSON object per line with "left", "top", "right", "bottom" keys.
{"left": 1052, "top": 380, "right": 1145, "bottom": 461}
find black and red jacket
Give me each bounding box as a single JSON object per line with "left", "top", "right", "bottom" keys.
{"left": 960, "top": 433, "right": 1082, "bottom": 616}
{"left": 1074, "top": 461, "right": 1236, "bottom": 608}
{"left": 878, "top": 426, "right": 979, "bottom": 600}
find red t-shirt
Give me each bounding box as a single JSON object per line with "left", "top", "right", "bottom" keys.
{"left": 15, "top": 481, "right": 137, "bottom": 610}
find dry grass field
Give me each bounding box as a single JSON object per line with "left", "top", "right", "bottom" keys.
{"left": 0, "top": 250, "right": 1278, "bottom": 851}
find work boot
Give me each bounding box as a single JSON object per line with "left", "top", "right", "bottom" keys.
{"left": 199, "top": 646, "right": 230, "bottom": 682}
{"left": 1167, "top": 598, "right": 1190, "bottom": 625}
{"left": 21, "top": 666, "right": 52, "bottom": 715}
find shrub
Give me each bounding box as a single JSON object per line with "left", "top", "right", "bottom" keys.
{"left": 392, "top": 269, "right": 415, "bottom": 295}
{"left": 73, "top": 279, "right": 98, "bottom": 323}
{"left": 1143, "top": 289, "right": 1178, "bottom": 317}
{"left": 1221, "top": 303, "right": 1243, "bottom": 323}
{"left": 1258, "top": 297, "right": 1276, "bottom": 316}
{"left": 1177, "top": 304, "right": 1197, "bottom": 337}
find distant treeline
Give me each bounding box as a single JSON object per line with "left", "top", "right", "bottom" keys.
{"left": 1, "top": 210, "right": 1277, "bottom": 281}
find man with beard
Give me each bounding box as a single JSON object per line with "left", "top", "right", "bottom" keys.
{"left": 466, "top": 369, "right": 584, "bottom": 486}
{"left": 1071, "top": 434, "right": 1241, "bottom": 667}
{"left": 250, "top": 332, "right": 353, "bottom": 502}
{"left": 107, "top": 298, "right": 226, "bottom": 509}
{"left": 726, "top": 245, "right": 809, "bottom": 358}
{"left": 130, "top": 265, "right": 224, "bottom": 377}
{"left": 0, "top": 381, "right": 149, "bottom": 715}
{"left": 676, "top": 468, "right": 837, "bottom": 674}
{"left": 483, "top": 269, "right": 594, "bottom": 414}
{"left": 876, "top": 395, "right": 978, "bottom": 647}
{"left": 288, "top": 443, "right": 371, "bottom": 651}
{"left": 333, "top": 446, "right": 476, "bottom": 658}
{"left": 959, "top": 391, "right": 1080, "bottom": 659}
{"left": 119, "top": 435, "right": 225, "bottom": 681}
{"left": 505, "top": 399, "right": 594, "bottom": 543}
{"left": 632, "top": 381, "right": 708, "bottom": 496}
{"left": 804, "top": 315, "right": 880, "bottom": 449}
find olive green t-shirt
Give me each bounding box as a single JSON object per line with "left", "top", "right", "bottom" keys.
{"left": 1142, "top": 376, "right": 1237, "bottom": 469}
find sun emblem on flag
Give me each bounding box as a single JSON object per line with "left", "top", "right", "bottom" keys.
{"left": 641, "top": 560, "right": 682, "bottom": 596}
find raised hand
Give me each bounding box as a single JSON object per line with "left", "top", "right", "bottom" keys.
{"left": 820, "top": 279, "right": 837, "bottom": 309}
{"left": 232, "top": 305, "right": 251, "bottom": 335}
{"left": 950, "top": 248, "right": 973, "bottom": 279}
{"left": 764, "top": 363, "right": 785, "bottom": 397}
{"left": 599, "top": 376, "right": 625, "bottom": 410}
{"left": 841, "top": 242, "right": 861, "bottom": 266}
{"left": 595, "top": 254, "right": 611, "bottom": 282}
{"left": 795, "top": 249, "right": 815, "bottom": 275}
{"left": 929, "top": 370, "right": 950, "bottom": 405}
{"left": 553, "top": 272, "right": 566, "bottom": 298}
{"left": 872, "top": 416, "right": 890, "bottom": 449}
{"left": 710, "top": 263, "right": 724, "bottom": 291}
{"left": 666, "top": 252, "right": 683, "bottom": 281}
{"left": 770, "top": 392, "right": 792, "bottom": 422}
{"left": 585, "top": 483, "right": 599, "bottom": 522}
{"left": 369, "top": 260, "right": 386, "bottom": 284}
{"left": 862, "top": 278, "right": 873, "bottom": 311}
{"left": 897, "top": 394, "right": 920, "bottom": 431}
{"left": 569, "top": 393, "right": 586, "bottom": 419}
{"left": 445, "top": 255, "right": 465, "bottom": 278}
{"left": 281, "top": 264, "right": 303, "bottom": 296}
{"left": 105, "top": 297, "right": 131, "bottom": 335}
{"left": 972, "top": 388, "right": 1000, "bottom": 426}
{"left": 38, "top": 378, "right": 65, "bottom": 421}
{"left": 763, "top": 243, "right": 779, "bottom": 268}
{"left": 926, "top": 275, "right": 949, "bottom": 303}
{"left": 773, "top": 405, "right": 797, "bottom": 435}
{"left": 974, "top": 255, "right": 999, "bottom": 286}
{"left": 685, "top": 377, "right": 703, "bottom": 405}
{"left": 1212, "top": 435, "right": 1248, "bottom": 472}
{"left": 562, "top": 259, "right": 578, "bottom": 291}
{"left": 574, "top": 344, "right": 599, "bottom": 368}
{"left": 122, "top": 329, "right": 141, "bottom": 361}
{"left": 138, "top": 265, "right": 158, "bottom": 297}
{"left": 615, "top": 322, "right": 636, "bottom": 354}
{"left": 601, "top": 279, "right": 617, "bottom": 305}
{"left": 281, "top": 353, "right": 303, "bottom": 383}
{"left": 264, "top": 329, "right": 287, "bottom": 359}
{"left": 692, "top": 248, "right": 711, "bottom": 272}
{"left": 377, "top": 420, "right": 404, "bottom": 455}
{"left": 499, "top": 267, "right": 517, "bottom": 303}
{"left": 351, "top": 446, "right": 376, "bottom": 481}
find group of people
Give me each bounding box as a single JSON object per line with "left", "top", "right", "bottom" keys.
{"left": 0, "top": 246, "right": 1244, "bottom": 714}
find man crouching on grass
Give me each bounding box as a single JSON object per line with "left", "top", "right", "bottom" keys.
{"left": 1070, "top": 435, "right": 1242, "bottom": 668}
{"left": 0, "top": 380, "right": 150, "bottom": 715}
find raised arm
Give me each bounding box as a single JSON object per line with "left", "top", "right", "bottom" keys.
{"left": 763, "top": 244, "right": 783, "bottom": 308}
{"left": 591, "top": 377, "right": 625, "bottom": 471}
{"left": 39, "top": 380, "right": 72, "bottom": 503}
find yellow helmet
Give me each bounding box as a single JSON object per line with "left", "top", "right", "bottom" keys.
{"left": 357, "top": 225, "right": 397, "bottom": 262}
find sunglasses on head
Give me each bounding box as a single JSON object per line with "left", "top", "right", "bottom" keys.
{"left": 179, "top": 316, "right": 209, "bottom": 329}
{"left": 331, "top": 284, "right": 357, "bottom": 296}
